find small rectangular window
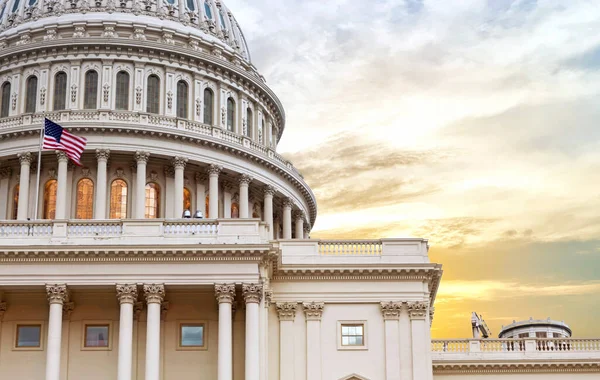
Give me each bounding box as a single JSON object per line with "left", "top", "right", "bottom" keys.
{"left": 518, "top": 333, "right": 529, "bottom": 338}
{"left": 337, "top": 320, "right": 367, "bottom": 350}
{"left": 84, "top": 324, "right": 110, "bottom": 348}
{"left": 536, "top": 332, "right": 547, "bottom": 338}
{"left": 16, "top": 325, "right": 41, "bottom": 348}
{"left": 177, "top": 321, "right": 208, "bottom": 350}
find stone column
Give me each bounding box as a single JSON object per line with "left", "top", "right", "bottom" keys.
{"left": 134, "top": 151, "right": 150, "bottom": 219}
{"left": 172, "top": 157, "right": 188, "bottom": 217}
{"left": 55, "top": 151, "right": 68, "bottom": 219}
{"left": 45, "top": 284, "right": 69, "bottom": 380}
{"left": 243, "top": 284, "right": 262, "bottom": 380}
{"left": 303, "top": 224, "right": 310, "bottom": 240}
{"left": 215, "top": 284, "right": 235, "bottom": 380}
{"left": 263, "top": 185, "right": 274, "bottom": 240}
{"left": 276, "top": 302, "right": 298, "bottom": 380}
{"left": 207, "top": 164, "right": 222, "bottom": 219}
{"left": 399, "top": 303, "right": 413, "bottom": 380}
{"left": 381, "top": 302, "right": 402, "bottom": 380}
{"left": 94, "top": 149, "right": 110, "bottom": 219}
{"left": 409, "top": 302, "right": 432, "bottom": 380}
{"left": 17, "top": 152, "right": 33, "bottom": 220}
{"left": 303, "top": 302, "right": 324, "bottom": 380}
{"left": 116, "top": 284, "right": 138, "bottom": 380}
{"left": 282, "top": 198, "right": 293, "bottom": 239}
{"left": 239, "top": 174, "right": 252, "bottom": 218}
{"left": 294, "top": 211, "right": 305, "bottom": 240}
{"left": 143, "top": 284, "right": 165, "bottom": 380}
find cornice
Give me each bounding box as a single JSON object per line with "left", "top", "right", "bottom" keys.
{"left": 433, "top": 362, "right": 600, "bottom": 374}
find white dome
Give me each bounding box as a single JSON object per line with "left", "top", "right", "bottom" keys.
{"left": 0, "top": 0, "right": 251, "bottom": 61}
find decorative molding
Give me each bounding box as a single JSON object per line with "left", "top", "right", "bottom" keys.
{"left": 195, "top": 172, "right": 207, "bottom": 183}
{"left": 56, "top": 150, "right": 68, "bottom": 162}
{"left": 282, "top": 197, "right": 293, "bottom": 209}
{"left": 0, "top": 301, "right": 7, "bottom": 321}
{"left": 115, "top": 168, "right": 125, "bottom": 178}
{"left": 302, "top": 302, "right": 324, "bottom": 321}
{"left": 62, "top": 301, "right": 75, "bottom": 320}
{"left": 263, "top": 185, "right": 275, "bottom": 197}
{"left": 134, "top": 301, "right": 144, "bottom": 321}
{"left": 206, "top": 164, "right": 222, "bottom": 176}
{"left": 275, "top": 302, "right": 298, "bottom": 321}
{"left": 264, "top": 288, "right": 273, "bottom": 308}
{"left": 408, "top": 301, "right": 428, "bottom": 320}
{"left": 238, "top": 174, "right": 253, "bottom": 186}
{"left": 293, "top": 210, "right": 305, "bottom": 222}
{"left": 380, "top": 301, "right": 402, "bottom": 320}
{"left": 163, "top": 166, "right": 175, "bottom": 178}
{"left": 143, "top": 283, "right": 165, "bottom": 304}
{"left": 433, "top": 362, "right": 600, "bottom": 375}
{"left": 95, "top": 149, "right": 110, "bottom": 161}
{"left": 242, "top": 283, "right": 262, "bottom": 304}
{"left": 134, "top": 151, "right": 150, "bottom": 164}
{"left": 215, "top": 283, "right": 235, "bottom": 304}
{"left": 81, "top": 168, "right": 91, "bottom": 178}
{"left": 0, "top": 167, "right": 11, "bottom": 179}
{"left": 116, "top": 284, "right": 138, "bottom": 304}
{"left": 171, "top": 156, "right": 188, "bottom": 169}
{"left": 46, "top": 283, "right": 69, "bottom": 305}
{"left": 18, "top": 152, "right": 34, "bottom": 165}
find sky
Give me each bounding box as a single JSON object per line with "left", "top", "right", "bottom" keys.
{"left": 226, "top": 0, "right": 600, "bottom": 338}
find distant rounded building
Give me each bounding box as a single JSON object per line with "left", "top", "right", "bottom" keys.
{"left": 499, "top": 317, "right": 572, "bottom": 339}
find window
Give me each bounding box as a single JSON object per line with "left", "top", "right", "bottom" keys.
{"left": 76, "top": 178, "right": 94, "bottom": 219}
{"left": 183, "top": 187, "right": 191, "bottom": 212}
{"left": 260, "top": 117, "right": 266, "bottom": 144}
{"left": 83, "top": 324, "right": 110, "bottom": 349}
{"left": 145, "top": 182, "right": 160, "bottom": 218}
{"left": 15, "top": 324, "right": 41, "bottom": 349}
{"left": 53, "top": 72, "right": 67, "bottom": 111}
{"left": 176, "top": 80, "right": 188, "bottom": 118}
{"left": 536, "top": 332, "right": 547, "bottom": 338}
{"left": 205, "top": 195, "right": 209, "bottom": 218}
{"left": 12, "top": 184, "right": 19, "bottom": 219}
{"left": 11, "top": 0, "right": 19, "bottom": 13}
{"left": 43, "top": 179, "right": 58, "bottom": 220}
{"left": 226, "top": 97, "right": 235, "bottom": 131}
{"left": 219, "top": 11, "right": 227, "bottom": 30}
{"left": 245, "top": 108, "right": 252, "bottom": 137}
{"left": 518, "top": 333, "right": 529, "bottom": 338}
{"left": 186, "top": 0, "right": 194, "bottom": 10}
{"left": 337, "top": 321, "right": 367, "bottom": 350}
{"left": 204, "top": 2, "right": 212, "bottom": 19}
{"left": 115, "top": 71, "right": 129, "bottom": 110}
{"left": 203, "top": 88, "right": 213, "bottom": 125}
{"left": 1, "top": 81, "right": 10, "bottom": 118}
{"left": 178, "top": 322, "right": 207, "bottom": 350}
{"left": 25, "top": 76, "right": 37, "bottom": 113}
{"left": 83, "top": 70, "right": 98, "bottom": 109}
{"left": 146, "top": 75, "right": 160, "bottom": 114}
{"left": 231, "top": 202, "right": 239, "bottom": 218}
{"left": 109, "top": 179, "right": 127, "bottom": 219}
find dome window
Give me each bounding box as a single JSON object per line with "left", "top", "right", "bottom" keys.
{"left": 76, "top": 178, "right": 94, "bottom": 219}
{"left": 28, "top": 0, "right": 37, "bottom": 6}
{"left": 204, "top": 2, "right": 212, "bottom": 19}
{"left": 245, "top": 107, "right": 252, "bottom": 138}
{"left": 186, "top": 0, "right": 194, "bottom": 10}
{"left": 11, "top": 0, "right": 20, "bottom": 13}
{"left": 219, "top": 11, "right": 227, "bottom": 30}
{"left": 165, "top": 0, "right": 175, "bottom": 4}
{"left": 177, "top": 80, "right": 189, "bottom": 119}
{"left": 110, "top": 179, "right": 128, "bottom": 219}
{"left": 53, "top": 72, "right": 67, "bottom": 111}
{"left": 25, "top": 76, "right": 37, "bottom": 113}
{"left": 145, "top": 182, "right": 160, "bottom": 219}
{"left": 43, "top": 179, "right": 58, "bottom": 220}
{"left": 0, "top": 5, "right": 6, "bottom": 20}
{"left": 83, "top": 70, "right": 99, "bottom": 109}
{"left": 226, "top": 97, "right": 235, "bottom": 132}
{"left": 0, "top": 82, "right": 10, "bottom": 118}
{"left": 115, "top": 71, "right": 130, "bottom": 110}
{"left": 203, "top": 88, "right": 213, "bottom": 125}
{"left": 146, "top": 75, "right": 160, "bottom": 114}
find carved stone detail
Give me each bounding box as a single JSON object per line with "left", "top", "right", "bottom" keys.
{"left": 282, "top": 197, "right": 294, "bottom": 209}
{"left": 293, "top": 210, "right": 305, "bottom": 222}
{"left": 56, "top": 150, "right": 68, "bottom": 162}
{"left": 134, "top": 151, "right": 150, "bottom": 164}
{"left": 238, "top": 174, "right": 253, "bottom": 186}
{"left": 163, "top": 166, "right": 174, "bottom": 178}
{"left": 0, "top": 167, "right": 11, "bottom": 179}
{"left": 381, "top": 301, "right": 402, "bottom": 320}
{"left": 46, "top": 284, "right": 69, "bottom": 305}
{"left": 116, "top": 284, "right": 138, "bottom": 304}
{"left": 18, "top": 152, "right": 34, "bottom": 165}
{"left": 303, "top": 302, "right": 324, "bottom": 321}
{"left": 206, "top": 164, "right": 222, "bottom": 176}
{"left": 171, "top": 156, "right": 188, "bottom": 169}
{"left": 195, "top": 172, "right": 207, "bottom": 183}
{"left": 143, "top": 283, "right": 165, "bottom": 304}
{"left": 95, "top": 148, "right": 110, "bottom": 161}
{"left": 134, "top": 301, "right": 144, "bottom": 320}
{"left": 276, "top": 302, "right": 298, "bottom": 321}
{"left": 215, "top": 283, "right": 235, "bottom": 304}
{"left": 408, "top": 301, "right": 428, "bottom": 320}
{"left": 62, "top": 301, "right": 75, "bottom": 320}
{"left": 263, "top": 185, "right": 275, "bottom": 197}
{"left": 242, "top": 283, "right": 262, "bottom": 304}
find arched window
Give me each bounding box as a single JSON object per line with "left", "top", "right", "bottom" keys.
{"left": 252, "top": 202, "right": 262, "bottom": 219}
{"left": 204, "top": 2, "right": 212, "bottom": 19}
{"left": 25, "top": 76, "right": 37, "bottom": 113}
{"left": 12, "top": 184, "right": 19, "bottom": 220}
{"left": 226, "top": 97, "right": 235, "bottom": 131}
{"left": 231, "top": 202, "right": 239, "bottom": 219}
{"left": 76, "top": 178, "right": 94, "bottom": 219}
{"left": 245, "top": 108, "right": 252, "bottom": 138}
{"left": 109, "top": 179, "right": 128, "bottom": 219}
{"left": 203, "top": 88, "right": 213, "bottom": 125}
{"left": 115, "top": 71, "right": 130, "bottom": 110}
{"left": 53, "top": 72, "right": 67, "bottom": 111}
{"left": 205, "top": 195, "right": 209, "bottom": 218}
{"left": 43, "top": 179, "right": 58, "bottom": 220}
{"left": 146, "top": 75, "right": 160, "bottom": 114}
{"left": 260, "top": 116, "right": 266, "bottom": 144}
{"left": 177, "top": 80, "right": 188, "bottom": 118}
{"left": 0, "top": 82, "right": 10, "bottom": 118}
{"left": 83, "top": 70, "right": 98, "bottom": 109}
{"left": 183, "top": 188, "right": 191, "bottom": 212}
{"left": 145, "top": 183, "right": 160, "bottom": 218}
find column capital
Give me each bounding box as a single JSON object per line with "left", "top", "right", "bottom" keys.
{"left": 276, "top": 302, "right": 298, "bottom": 321}
{"left": 263, "top": 185, "right": 275, "bottom": 197}
{"left": 293, "top": 210, "right": 305, "bottom": 222}
{"left": 17, "top": 151, "right": 34, "bottom": 165}
{"left": 163, "top": 165, "right": 175, "bottom": 178}
{"left": 0, "top": 167, "right": 11, "bottom": 179}
{"left": 215, "top": 283, "right": 236, "bottom": 304}
{"left": 116, "top": 284, "right": 139, "bottom": 305}
{"left": 264, "top": 288, "right": 273, "bottom": 308}
{"left": 408, "top": 301, "right": 428, "bottom": 320}
{"left": 63, "top": 301, "right": 75, "bottom": 320}
{"left": 282, "top": 197, "right": 294, "bottom": 209}
{"left": 95, "top": 148, "right": 110, "bottom": 161}
{"left": 238, "top": 174, "right": 253, "bottom": 186}
{"left": 242, "top": 283, "right": 263, "bottom": 304}
{"left": 222, "top": 180, "right": 235, "bottom": 193}
{"left": 46, "top": 284, "right": 69, "bottom": 305}
{"left": 172, "top": 156, "right": 188, "bottom": 169}
{"left": 195, "top": 172, "right": 207, "bottom": 183}
{"left": 56, "top": 151, "right": 68, "bottom": 162}
{"left": 302, "top": 302, "right": 324, "bottom": 321}
{"left": 207, "top": 164, "right": 222, "bottom": 176}
{"left": 381, "top": 301, "right": 402, "bottom": 320}
{"left": 143, "top": 283, "right": 165, "bottom": 304}
{"left": 134, "top": 151, "right": 150, "bottom": 164}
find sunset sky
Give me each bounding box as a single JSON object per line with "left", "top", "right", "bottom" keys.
{"left": 227, "top": 0, "right": 600, "bottom": 338}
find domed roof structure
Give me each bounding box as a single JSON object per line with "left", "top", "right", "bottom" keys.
{"left": 0, "top": 0, "right": 251, "bottom": 61}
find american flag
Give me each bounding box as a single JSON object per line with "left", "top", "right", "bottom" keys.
{"left": 42, "top": 118, "right": 87, "bottom": 166}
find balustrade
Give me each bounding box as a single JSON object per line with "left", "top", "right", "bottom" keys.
{"left": 67, "top": 221, "right": 123, "bottom": 236}
{"left": 432, "top": 338, "right": 600, "bottom": 355}
{"left": 163, "top": 220, "right": 218, "bottom": 235}
{"left": 319, "top": 240, "right": 382, "bottom": 256}
{"left": 0, "top": 221, "right": 53, "bottom": 237}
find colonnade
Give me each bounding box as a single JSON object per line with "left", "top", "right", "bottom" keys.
{"left": 12, "top": 149, "right": 309, "bottom": 240}
{"left": 43, "top": 282, "right": 263, "bottom": 380}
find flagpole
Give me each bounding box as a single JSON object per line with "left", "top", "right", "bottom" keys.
{"left": 33, "top": 120, "right": 44, "bottom": 220}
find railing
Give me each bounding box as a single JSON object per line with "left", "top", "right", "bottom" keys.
{"left": 67, "top": 220, "right": 123, "bottom": 236}
{"left": 431, "top": 340, "right": 470, "bottom": 353}
{"left": 318, "top": 240, "right": 383, "bottom": 256}
{"left": 0, "top": 221, "right": 53, "bottom": 237}
{"left": 163, "top": 220, "right": 219, "bottom": 235}
{"left": 432, "top": 338, "right": 600, "bottom": 354}
{"left": 537, "top": 338, "right": 600, "bottom": 352}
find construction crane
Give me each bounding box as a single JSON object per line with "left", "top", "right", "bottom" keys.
{"left": 471, "top": 312, "right": 492, "bottom": 339}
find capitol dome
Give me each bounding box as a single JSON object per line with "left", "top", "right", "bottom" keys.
{"left": 0, "top": 0, "right": 315, "bottom": 233}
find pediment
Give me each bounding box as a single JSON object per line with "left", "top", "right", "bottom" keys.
{"left": 339, "top": 374, "right": 370, "bottom": 380}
